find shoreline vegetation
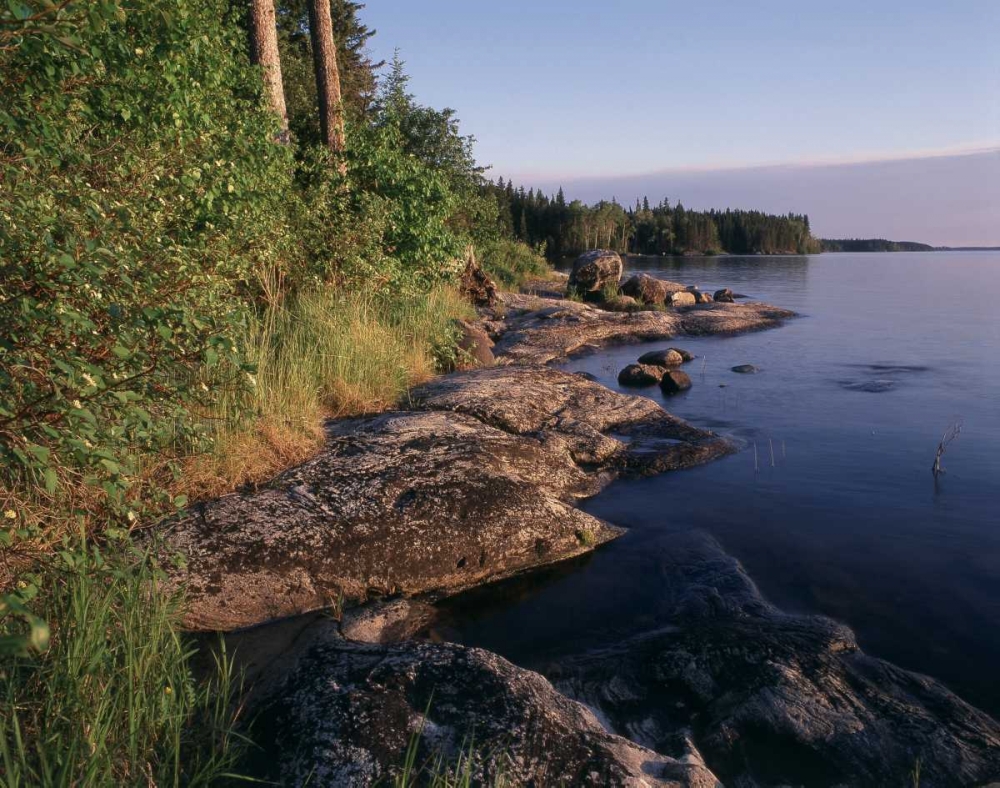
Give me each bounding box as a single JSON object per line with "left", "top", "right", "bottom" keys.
{"left": 2, "top": 2, "right": 999, "bottom": 787}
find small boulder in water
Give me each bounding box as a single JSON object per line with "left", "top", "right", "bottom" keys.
{"left": 618, "top": 363, "right": 665, "bottom": 387}
{"left": 732, "top": 364, "right": 759, "bottom": 374}
{"left": 669, "top": 291, "right": 697, "bottom": 307}
{"left": 714, "top": 288, "right": 735, "bottom": 303}
{"left": 660, "top": 370, "right": 693, "bottom": 394}
{"left": 639, "top": 349, "right": 685, "bottom": 367}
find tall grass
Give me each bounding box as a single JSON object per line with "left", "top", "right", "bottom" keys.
{"left": 177, "top": 284, "right": 474, "bottom": 500}
{"left": 0, "top": 545, "right": 245, "bottom": 787}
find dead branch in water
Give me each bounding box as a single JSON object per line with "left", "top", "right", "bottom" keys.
{"left": 931, "top": 420, "right": 963, "bottom": 478}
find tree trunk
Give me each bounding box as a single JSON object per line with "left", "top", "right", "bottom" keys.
{"left": 248, "top": 0, "right": 288, "bottom": 140}
{"left": 308, "top": 0, "right": 347, "bottom": 169}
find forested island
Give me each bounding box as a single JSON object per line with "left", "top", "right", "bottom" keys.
{"left": 487, "top": 180, "right": 822, "bottom": 257}
{"left": 821, "top": 238, "right": 935, "bottom": 252}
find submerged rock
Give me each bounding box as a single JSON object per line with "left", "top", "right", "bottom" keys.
{"left": 568, "top": 249, "right": 623, "bottom": 298}
{"left": 660, "top": 370, "right": 693, "bottom": 394}
{"left": 639, "top": 349, "right": 685, "bottom": 367}
{"left": 244, "top": 625, "right": 720, "bottom": 787}
{"left": 618, "top": 363, "right": 666, "bottom": 387}
{"left": 159, "top": 367, "right": 727, "bottom": 631}
{"left": 554, "top": 531, "right": 1000, "bottom": 788}
{"left": 732, "top": 364, "right": 759, "bottom": 374}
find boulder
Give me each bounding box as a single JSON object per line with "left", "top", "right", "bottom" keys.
{"left": 660, "top": 370, "right": 693, "bottom": 394}
{"left": 639, "top": 349, "right": 685, "bottom": 367}
{"left": 731, "top": 364, "right": 759, "bottom": 374}
{"left": 621, "top": 273, "right": 669, "bottom": 305}
{"left": 243, "top": 627, "right": 720, "bottom": 787}
{"left": 618, "top": 363, "right": 665, "bottom": 387}
{"left": 713, "top": 288, "right": 735, "bottom": 303}
{"left": 554, "top": 531, "right": 1000, "bottom": 788}
{"left": 693, "top": 290, "right": 714, "bottom": 304}
{"left": 671, "top": 347, "right": 696, "bottom": 362}
{"left": 669, "top": 291, "right": 697, "bottom": 307}
{"left": 458, "top": 251, "right": 499, "bottom": 307}
{"left": 158, "top": 367, "right": 728, "bottom": 630}
{"left": 567, "top": 250, "right": 623, "bottom": 298}
{"left": 452, "top": 319, "right": 494, "bottom": 370}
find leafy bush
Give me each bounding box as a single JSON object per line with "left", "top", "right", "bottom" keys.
{"left": 476, "top": 238, "right": 551, "bottom": 288}
{"left": 0, "top": 0, "right": 292, "bottom": 524}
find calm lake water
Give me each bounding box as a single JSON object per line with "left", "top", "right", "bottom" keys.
{"left": 439, "top": 252, "right": 1000, "bottom": 717}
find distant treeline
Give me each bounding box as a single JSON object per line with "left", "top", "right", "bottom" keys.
{"left": 821, "top": 239, "right": 934, "bottom": 252}
{"left": 484, "top": 179, "right": 821, "bottom": 259}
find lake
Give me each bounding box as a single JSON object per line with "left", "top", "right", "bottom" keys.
{"left": 436, "top": 252, "right": 1000, "bottom": 718}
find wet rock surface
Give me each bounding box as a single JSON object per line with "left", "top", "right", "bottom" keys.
{"left": 551, "top": 531, "right": 1000, "bottom": 788}
{"left": 160, "top": 367, "right": 727, "bottom": 631}
{"left": 243, "top": 623, "right": 721, "bottom": 788}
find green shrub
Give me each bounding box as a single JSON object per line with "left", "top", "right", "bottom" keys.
{"left": 475, "top": 238, "right": 551, "bottom": 288}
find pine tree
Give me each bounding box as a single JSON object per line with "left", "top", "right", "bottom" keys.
{"left": 249, "top": 0, "right": 288, "bottom": 139}
{"left": 308, "top": 0, "right": 346, "bottom": 164}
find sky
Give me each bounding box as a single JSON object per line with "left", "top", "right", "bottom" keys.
{"left": 359, "top": 1, "right": 1000, "bottom": 245}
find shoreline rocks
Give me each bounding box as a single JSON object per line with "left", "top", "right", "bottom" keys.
{"left": 553, "top": 531, "right": 1000, "bottom": 788}
{"left": 159, "top": 367, "right": 728, "bottom": 631}
{"left": 492, "top": 292, "right": 795, "bottom": 366}
{"left": 243, "top": 624, "right": 720, "bottom": 787}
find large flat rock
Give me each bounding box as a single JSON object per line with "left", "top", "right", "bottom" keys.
{"left": 491, "top": 294, "right": 794, "bottom": 365}
{"left": 160, "top": 368, "right": 727, "bottom": 631}
{"left": 241, "top": 623, "right": 722, "bottom": 787}
{"left": 552, "top": 532, "right": 1000, "bottom": 788}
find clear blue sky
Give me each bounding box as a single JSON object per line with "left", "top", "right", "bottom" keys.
{"left": 361, "top": 0, "right": 998, "bottom": 177}
{"left": 358, "top": 1, "right": 1000, "bottom": 244}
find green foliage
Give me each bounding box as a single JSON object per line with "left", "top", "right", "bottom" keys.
{"left": 0, "top": 543, "right": 244, "bottom": 786}
{"left": 0, "top": 0, "right": 290, "bottom": 519}
{"left": 476, "top": 238, "right": 550, "bottom": 288}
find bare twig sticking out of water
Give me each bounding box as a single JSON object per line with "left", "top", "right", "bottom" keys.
{"left": 753, "top": 442, "right": 759, "bottom": 474}
{"left": 931, "top": 420, "right": 963, "bottom": 478}
{"left": 701, "top": 356, "right": 708, "bottom": 381}
{"left": 769, "top": 438, "right": 776, "bottom": 468}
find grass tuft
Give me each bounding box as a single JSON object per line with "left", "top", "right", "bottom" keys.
{"left": 0, "top": 544, "right": 245, "bottom": 787}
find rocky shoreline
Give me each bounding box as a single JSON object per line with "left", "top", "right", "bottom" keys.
{"left": 160, "top": 252, "right": 1000, "bottom": 787}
